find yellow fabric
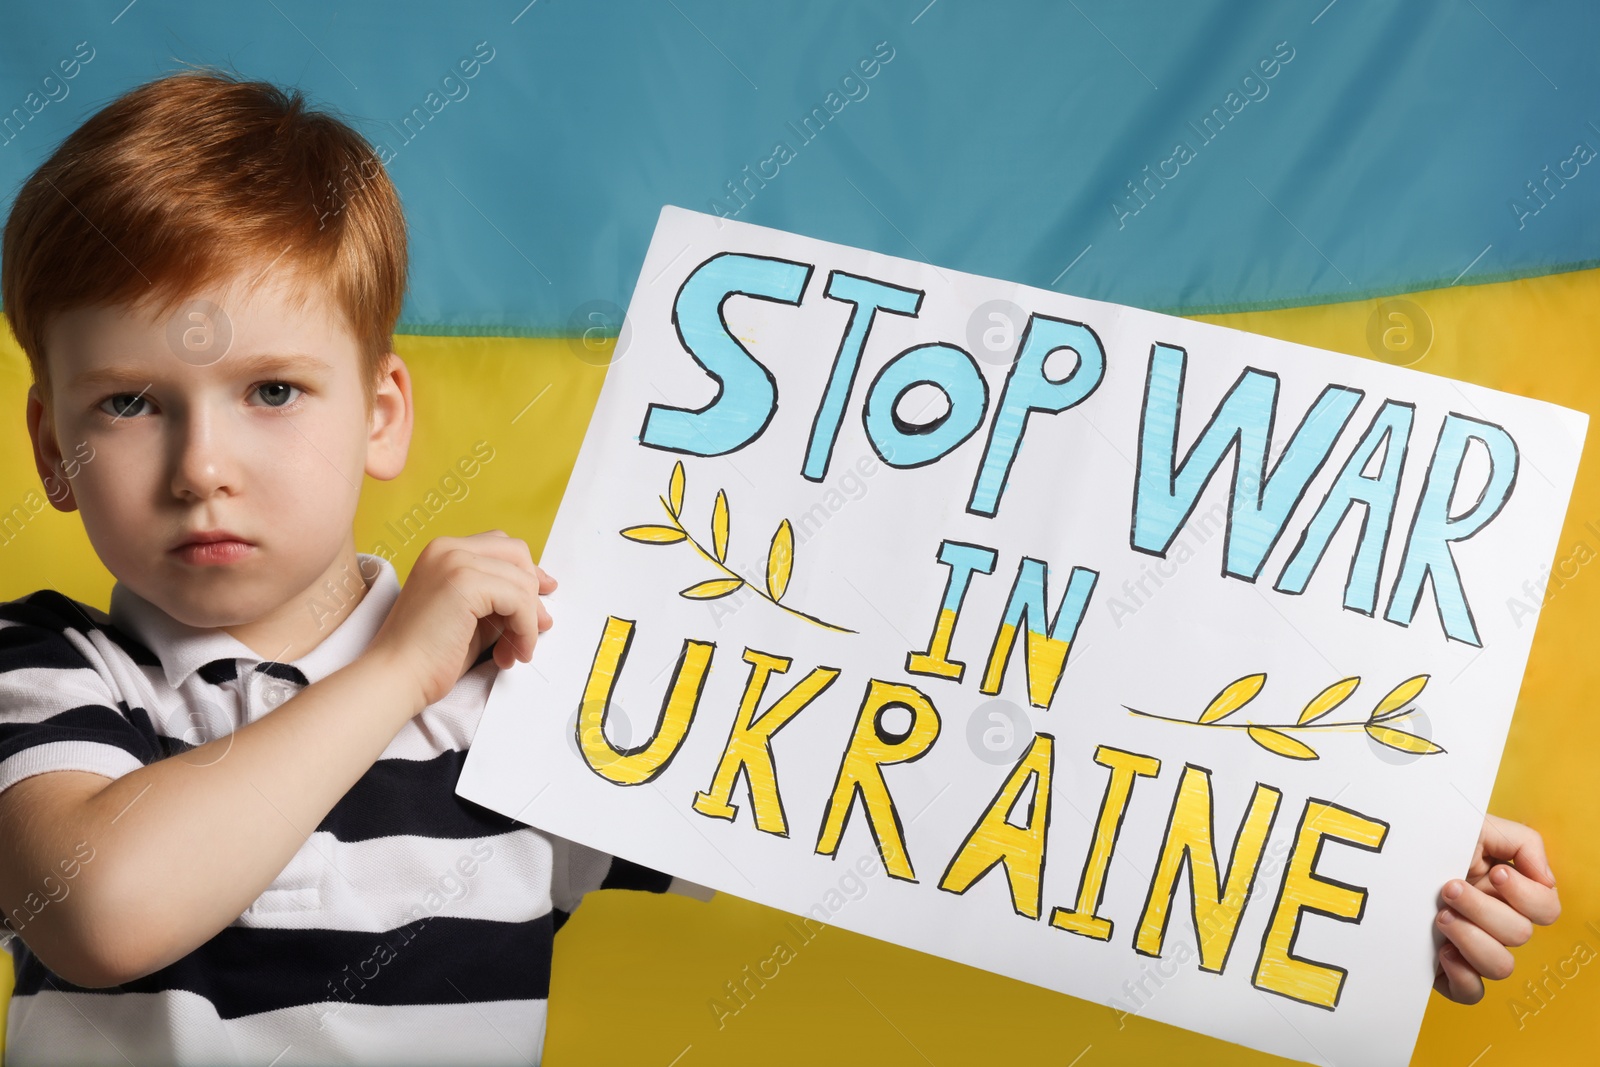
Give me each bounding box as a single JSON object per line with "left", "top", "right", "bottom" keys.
{"left": 0, "top": 269, "right": 1595, "bottom": 1063}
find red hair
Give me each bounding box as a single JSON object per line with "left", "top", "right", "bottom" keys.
{"left": 2, "top": 67, "right": 407, "bottom": 411}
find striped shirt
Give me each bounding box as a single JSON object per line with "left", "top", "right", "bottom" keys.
{"left": 0, "top": 552, "right": 702, "bottom": 1066}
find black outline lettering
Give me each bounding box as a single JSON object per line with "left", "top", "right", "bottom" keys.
{"left": 1250, "top": 797, "right": 1390, "bottom": 1011}
{"left": 861, "top": 342, "right": 990, "bottom": 469}
{"left": 640, "top": 251, "right": 815, "bottom": 458}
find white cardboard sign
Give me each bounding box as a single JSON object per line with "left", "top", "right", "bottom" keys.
{"left": 458, "top": 205, "right": 1587, "bottom": 1065}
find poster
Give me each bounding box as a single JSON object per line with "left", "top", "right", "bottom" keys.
{"left": 456, "top": 205, "right": 1587, "bottom": 1065}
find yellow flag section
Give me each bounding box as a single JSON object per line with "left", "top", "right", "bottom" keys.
{"left": 1, "top": 269, "right": 1597, "bottom": 1062}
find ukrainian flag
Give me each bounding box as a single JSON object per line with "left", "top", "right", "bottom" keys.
{"left": 1, "top": 3, "right": 1595, "bottom": 1064}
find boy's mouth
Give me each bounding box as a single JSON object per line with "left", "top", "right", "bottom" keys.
{"left": 170, "top": 529, "right": 255, "bottom": 566}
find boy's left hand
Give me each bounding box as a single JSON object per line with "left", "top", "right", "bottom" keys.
{"left": 1434, "top": 814, "right": 1561, "bottom": 1004}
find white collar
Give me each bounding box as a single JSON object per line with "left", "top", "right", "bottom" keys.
{"left": 108, "top": 552, "right": 400, "bottom": 689}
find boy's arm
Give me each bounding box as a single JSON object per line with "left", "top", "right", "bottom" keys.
{"left": 0, "top": 647, "right": 424, "bottom": 987}
{"left": 0, "top": 532, "right": 552, "bottom": 988}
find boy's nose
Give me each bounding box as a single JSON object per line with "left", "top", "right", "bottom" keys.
{"left": 169, "top": 407, "right": 242, "bottom": 500}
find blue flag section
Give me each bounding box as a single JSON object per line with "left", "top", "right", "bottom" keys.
{"left": 2, "top": 1, "right": 1597, "bottom": 330}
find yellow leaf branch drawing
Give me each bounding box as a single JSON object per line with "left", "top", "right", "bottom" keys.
{"left": 1200, "top": 673, "right": 1265, "bottom": 723}
{"left": 1125, "top": 673, "right": 1443, "bottom": 761}
{"left": 767, "top": 520, "right": 794, "bottom": 601}
{"left": 620, "top": 461, "right": 856, "bottom": 633}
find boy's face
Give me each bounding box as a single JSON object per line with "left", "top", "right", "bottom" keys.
{"left": 26, "top": 263, "right": 411, "bottom": 643}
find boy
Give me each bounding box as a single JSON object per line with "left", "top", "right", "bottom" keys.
{"left": 0, "top": 70, "right": 707, "bottom": 1065}
{"left": 0, "top": 70, "right": 1561, "bottom": 1064}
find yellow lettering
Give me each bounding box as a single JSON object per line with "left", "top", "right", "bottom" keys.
{"left": 979, "top": 559, "right": 1097, "bottom": 709}
{"left": 1253, "top": 800, "right": 1389, "bottom": 1009}
{"left": 577, "top": 616, "right": 711, "bottom": 785}
{"left": 1049, "top": 745, "right": 1161, "bottom": 940}
{"left": 939, "top": 733, "right": 1055, "bottom": 918}
{"left": 906, "top": 540, "right": 997, "bottom": 682}
{"left": 907, "top": 608, "right": 964, "bottom": 679}
{"left": 815, "top": 679, "right": 941, "bottom": 880}
{"left": 1135, "top": 765, "right": 1281, "bottom": 971}
{"left": 693, "top": 649, "right": 839, "bottom": 835}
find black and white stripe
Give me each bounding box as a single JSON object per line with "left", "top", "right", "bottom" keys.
{"left": 0, "top": 554, "right": 697, "bottom": 1066}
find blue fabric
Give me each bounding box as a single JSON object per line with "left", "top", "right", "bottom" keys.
{"left": 0, "top": 1, "right": 1595, "bottom": 332}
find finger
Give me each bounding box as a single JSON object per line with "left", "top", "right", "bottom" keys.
{"left": 1437, "top": 907, "right": 1516, "bottom": 981}
{"left": 456, "top": 556, "right": 541, "bottom": 648}
{"left": 1481, "top": 815, "right": 1556, "bottom": 888}
{"left": 485, "top": 618, "right": 519, "bottom": 670}
{"left": 494, "top": 639, "right": 521, "bottom": 671}
{"left": 462, "top": 533, "right": 538, "bottom": 576}
{"left": 1485, "top": 863, "right": 1561, "bottom": 926}
{"left": 492, "top": 615, "right": 540, "bottom": 663}
{"left": 537, "top": 566, "right": 558, "bottom": 593}
{"left": 1435, "top": 943, "right": 1484, "bottom": 1005}
{"left": 536, "top": 599, "right": 553, "bottom": 633}
{"left": 497, "top": 534, "right": 537, "bottom": 576}
{"left": 465, "top": 613, "right": 508, "bottom": 670}
{"left": 1441, "top": 879, "right": 1533, "bottom": 947}
{"left": 473, "top": 612, "right": 523, "bottom": 663}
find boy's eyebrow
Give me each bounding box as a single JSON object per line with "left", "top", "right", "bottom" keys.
{"left": 70, "top": 352, "right": 334, "bottom": 390}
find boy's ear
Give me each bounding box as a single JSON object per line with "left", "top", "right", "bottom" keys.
{"left": 365, "top": 352, "right": 413, "bottom": 481}
{"left": 25, "top": 384, "right": 77, "bottom": 513}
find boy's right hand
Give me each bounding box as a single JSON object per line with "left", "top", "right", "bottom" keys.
{"left": 367, "top": 531, "right": 557, "bottom": 712}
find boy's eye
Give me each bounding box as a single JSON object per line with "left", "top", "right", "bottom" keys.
{"left": 99, "top": 393, "right": 151, "bottom": 419}
{"left": 251, "top": 382, "right": 303, "bottom": 408}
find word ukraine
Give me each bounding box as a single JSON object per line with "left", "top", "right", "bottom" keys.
{"left": 578, "top": 597, "right": 1387, "bottom": 1009}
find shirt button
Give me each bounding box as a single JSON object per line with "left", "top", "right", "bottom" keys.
{"left": 247, "top": 675, "right": 292, "bottom": 709}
